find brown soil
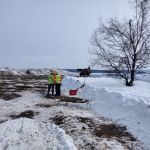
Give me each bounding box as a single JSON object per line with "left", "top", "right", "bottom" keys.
{"left": 95, "top": 124, "right": 136, "bottom": 141}
{"left": 0, "top": 92, "right": 21, "bottom": 100}
{"left": 77, "top": 116, "right": 136, "bottom": 143}
{"left": 45, "top": 95, "right": 88, "bottom": 103}
{"left": 59, "top": 96, "right": 88, "bottom": 103}
{"left": 51, "top": 115, "right": 136, "bottom": 141}
{"left": 50, "top": 115, "right": 138, "bottom": 149}
{"left": 50, "top": 115, "right": 67, "bottom": 125}
{"left": 0, "top": 72, "right": 47, "bottom": 100}
{"left": 35, "top": 103, "right": 53, "bottom": 108}
{"left": 9, "top": 110, "right": 39, "bottom": 119}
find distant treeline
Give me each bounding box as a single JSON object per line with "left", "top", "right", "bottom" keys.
{"left": 63, "top": 69, "right": 150, "bottom": 74}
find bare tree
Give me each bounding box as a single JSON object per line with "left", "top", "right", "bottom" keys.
{"left": 91, "top": 0, "right": 150, "bottom": 86}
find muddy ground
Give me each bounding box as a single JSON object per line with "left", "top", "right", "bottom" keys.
{"left": 0, "top": 71, "right": 144, "bottom": 150}
{"left": 0, "top": 71, "right": 47, "bottom": 99}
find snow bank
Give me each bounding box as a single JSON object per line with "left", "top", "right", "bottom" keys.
{"left": 0, "top": 118, "right": 76, "bottom": 150}
{"left": 0, "top": 67, "right": 68, "bottom": 75}
{"left": 136, "top": 74, "right": 150, "bottom": 83}
{"left": 62, "top": 76, "right": 150, "bottom": 149}
{"left": 0, "top": 68, "right": 26, "bottom": 75}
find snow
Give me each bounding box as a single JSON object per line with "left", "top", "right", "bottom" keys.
{"left": 97, "top": 139, "right": 125, "bottom": 150}
{"left": 62, "top": 76, "right": 150, "bottom": 149}
{"left": 0, "top": 92, "right": 78, "bottom": 150}
{"left": 1, "top": 68, "right": 150, "bottom": 149}
{"left": 0, "top": 91, "right": 131, "bottom": 150}
{"left": 0, "top": 67, "right": 78, "bottom": 76}
{"left": 0, "top": 118, "right": 76, "bottom": 150}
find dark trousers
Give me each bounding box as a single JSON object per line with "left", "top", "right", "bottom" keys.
{"left": 47, "top": 84, "right": 54, "bottom": 96}
{"left": 55, "top": 83, "right": 61, "bottom": 96}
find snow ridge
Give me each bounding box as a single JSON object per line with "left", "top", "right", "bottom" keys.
{"left": 62, "top": 76, "right": 150, "bottom": 149}
{"left": 0, "top": 118, "right": 76, "bottom": 150}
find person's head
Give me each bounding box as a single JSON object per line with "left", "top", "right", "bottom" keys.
{"left": 50, "top": 70, "right": 55, "bottom": 75}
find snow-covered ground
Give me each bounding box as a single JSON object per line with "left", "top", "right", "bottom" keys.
{"left": 0, "top": 92, "right": 76, "bottom": 150}
{"left": 0, "top": 91, "right": 139, "bottom": 150}
{"left": 62, "top": 76, "right": 150, "bottom": 149}
{"left": 0, "top": 68, "right": 150, "bottom": 149}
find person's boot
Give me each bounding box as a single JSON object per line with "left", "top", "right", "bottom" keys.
{"left": 46, "top": 93, "right": 49, "bottom": 97}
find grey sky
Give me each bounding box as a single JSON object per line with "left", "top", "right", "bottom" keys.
{"left": 0, "top": 0, "right": 132, "bottom": 69}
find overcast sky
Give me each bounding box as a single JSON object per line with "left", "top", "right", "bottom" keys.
{"left": 0, "top": 0, "right": 132, "bottom": 69}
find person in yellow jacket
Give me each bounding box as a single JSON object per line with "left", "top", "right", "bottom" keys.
{"left": 55, "top": 73, "right": 62, "bottom": 96}
{"left": 47, "top": 72, "right": 54, "bottom": 96}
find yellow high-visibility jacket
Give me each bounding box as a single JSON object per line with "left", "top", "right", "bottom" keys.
{"left": 48, "top": 74, "right": 54, "bottom": 84}
{"left": 56, "top": 74, "right": 62, "bottom": 84}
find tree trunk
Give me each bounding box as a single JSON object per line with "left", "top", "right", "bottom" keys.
{"left": 126, "top": 81, "right": 133, "bottom": 86}
{"left": 125, "top": 79, "right": 133, "bottom": 86}
{"left": 131, "top": 70, "right": 135, "bottom": 82}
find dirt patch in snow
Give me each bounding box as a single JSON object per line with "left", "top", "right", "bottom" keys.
{"left": 0, "top": 72, "right": 47, "bottom": 99}
{"left": 59, "top": 96, "right": 88, "bottom": 103}
{"left": 9, "top": 110, "right": 39, "bottom": 119}
{"left": 35, "top": 103, "right": 53, "bottom": 108}
{"left": 45, "top": 95, "right": 88, "bottom": 103}
{"left": 0, "top": 119, "right": 8, "bottom": 124}
{"left": 35, "top": 103, "right": 63, "bottom": 108}
{"left": 94, "top": 124, "right": 135, "bottom": 140}
{"left": 50, "top": 114, "right": 139, "bottom": 150}
{"left": 51, "top": 115, "right": 67, "bottom": 125}
{"left": 77, "top": 117, "right": 136, "bottom": 140}
{"left": 0, "top": 92, "right": 21, "bottom": 100}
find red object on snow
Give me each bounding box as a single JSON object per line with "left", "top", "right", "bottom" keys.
{"left": 69, "top": 89, "right": 78, "bottom": 95}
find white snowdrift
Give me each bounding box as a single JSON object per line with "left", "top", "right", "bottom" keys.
{"left": 0, "top": 118, "right": 76, "bottom": 150}
{"left": 0, "top": 67, "right": 67, "bottom": 75}
{"left": 62, "top": 76, "right": 150, "bottom": 149}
